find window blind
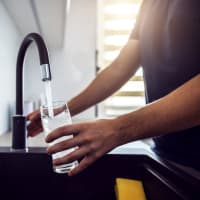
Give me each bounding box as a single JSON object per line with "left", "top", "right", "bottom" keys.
{"left": 97, "top": 0, "right": 145, "bottom": 117}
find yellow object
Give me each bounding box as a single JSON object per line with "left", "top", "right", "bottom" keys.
{"left": 115, "top": 178, "right": 147, "bottom": 200}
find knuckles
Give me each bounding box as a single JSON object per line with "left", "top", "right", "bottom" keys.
{"left": 82, "top": 133, "right": 92, "bottom": 144}
{"left": 88, "top": 143, "right": 98, "bottom": 153}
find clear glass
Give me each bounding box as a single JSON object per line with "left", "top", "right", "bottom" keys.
{"left": 40, "top": 101, "right": 78, "bottom": 174}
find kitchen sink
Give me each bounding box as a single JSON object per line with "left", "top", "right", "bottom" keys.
{"left": 0, "top": 147, "right": 199, "bottom": 200}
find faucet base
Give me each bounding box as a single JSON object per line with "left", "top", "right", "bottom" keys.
{"left": 12, "top": 115, "right": 26, "bottom": 149}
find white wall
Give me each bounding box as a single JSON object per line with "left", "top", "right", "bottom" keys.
{"left": 24, "top": 0, "right": 97, "bottom": 121}
{"left": 0, "top": 2, "right": 20, "bottom": 134}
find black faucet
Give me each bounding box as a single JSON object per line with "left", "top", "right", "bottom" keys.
{"left": 12, "top": 33, "right": 52, "bottom": 150}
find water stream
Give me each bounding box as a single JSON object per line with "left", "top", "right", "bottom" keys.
{"left": 44, "top": 81, "right": 54, "bottom": 118}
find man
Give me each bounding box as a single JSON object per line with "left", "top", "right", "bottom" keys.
{"left": 28, "top": 0, "right": 200, "bottom": 176}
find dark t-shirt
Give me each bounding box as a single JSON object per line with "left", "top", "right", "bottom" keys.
{"left": 130, "top": 0, "right": 200, "bottom": 169}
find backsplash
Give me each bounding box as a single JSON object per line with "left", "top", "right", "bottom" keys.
{"left": 0, "top": 2, "right": 20, "bottom": 134}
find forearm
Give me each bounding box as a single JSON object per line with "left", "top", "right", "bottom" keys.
{"left": 114, "top": 74, "right": 200, "bottom": 145}
{"left": 68, "top": 40, "right": 140, "bottom": 116}
{"left": 67, "top": 65, "right": 127, "bottom": 116}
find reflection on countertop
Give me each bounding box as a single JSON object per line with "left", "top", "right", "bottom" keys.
{"left": 0, "top": 132, "right": 47, "bottom": 147}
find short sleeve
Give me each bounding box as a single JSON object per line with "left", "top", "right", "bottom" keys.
{"left": 129, "top": 1, "right": 147, "bottom": 40}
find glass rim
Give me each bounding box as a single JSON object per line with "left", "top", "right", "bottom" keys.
{"left": 40, "top": 100, "right": 67, "bottom": 109}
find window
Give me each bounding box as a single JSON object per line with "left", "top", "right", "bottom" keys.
{"left": 97, "top": 0, "right": 145, "bottom": 117}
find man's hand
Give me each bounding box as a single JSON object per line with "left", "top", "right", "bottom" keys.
{"left": 27, "top": 110, "right": 43, "bottom": 137}
{"left": 46, "top": 119, "right": 120, "bottom": 176}
{"left": 27, "top": 104, "right": 66, "bottom": 137}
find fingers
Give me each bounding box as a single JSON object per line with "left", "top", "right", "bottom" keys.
{"left": 47, "top": 137, "right": 81, "bottom": 154}
{"left": 45, "top": 124, "right": 83, "bottom": 143}
{"left": 46, "top": 120, "right": 110, "bottom": 176}
{"left": 46, "top": 123, "right": 97, "bottom": 176}
{"left": 68, "top": 156, "right": 94, "bottom": 176}
{"left": 52, "top": 147, "right": 88, "bottom": 166}
{"left": 27, "top": 109, "right": 40, "bottom": 121}
{"left": 27, "top": 117, "right": 43, "bottom": 137}
{"left": 26, "top": 109, "right": 42, "bottom": 137}
{"left": 28, "top": 127, "right": 43, "bottom": 137}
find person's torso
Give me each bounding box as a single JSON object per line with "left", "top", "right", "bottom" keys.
{"left": 138, "top": 0, "right": 200, "bottom": 168}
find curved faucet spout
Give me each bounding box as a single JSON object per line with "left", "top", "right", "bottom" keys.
{"left": 16, "top": 33, "right": 51, "bottom": 115}
{"left": 13, "top": 33, "right": 52, "bottom": 150}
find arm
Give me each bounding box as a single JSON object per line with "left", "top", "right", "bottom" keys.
{"left": 27, "top": 39, "right": 140, "bottom": 136}
{"left": 114, "top": 74, "right": 200, "bottom": 144}
{"left": 46, "top": 74, "right": 200, "bottom": 176}
{"left": 68, "top": 39, "right": 140, "bottom": 116}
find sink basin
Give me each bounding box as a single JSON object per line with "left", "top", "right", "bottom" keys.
{"left": 0, "top": 147, "right": 199, "bottom": 200}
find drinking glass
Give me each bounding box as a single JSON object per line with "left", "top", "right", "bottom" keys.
{"left": 40, "top": 101, "right": 78, "bottom": 174}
